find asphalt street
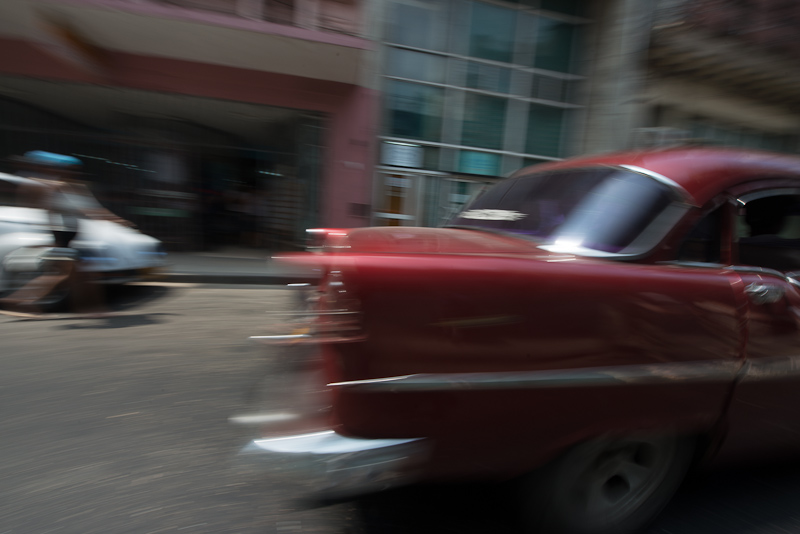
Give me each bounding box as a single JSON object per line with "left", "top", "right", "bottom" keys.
{"left": 2, "top": 283, "right": 800, "bottom": 534}
{"left": 0, "top": 284, "right": 351, "bottom": 534}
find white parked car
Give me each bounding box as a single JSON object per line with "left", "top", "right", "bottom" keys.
{"left": 0, "top": 172, "right": 167, "bottom": 304}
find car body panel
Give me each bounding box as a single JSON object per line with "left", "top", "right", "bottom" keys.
{"left": 243, "top": 147, "right": 800, "bottom": 500}
{"left": 709, "top": 268, "right": 800, "bottom": 464}
{"left": 314, "top": 250, "right": 743, "bottom": 478}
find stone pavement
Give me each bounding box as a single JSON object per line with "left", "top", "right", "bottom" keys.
{"left": 163, "top": 247, "right": 319, "bottom": 285}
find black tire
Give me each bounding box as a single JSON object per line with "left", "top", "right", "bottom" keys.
{"left": 519, "top": 434, "right": 694, "bottom": 534}
{"left": 1, "top": 261, "right": 73, "bottom": 313}
{"left": 35, "top": 283, "right": 72, "bottom": 312}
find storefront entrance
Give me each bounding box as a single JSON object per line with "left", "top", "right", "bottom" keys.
{"left": 0, "top": 85, "right": 324, "bottom": 251}
{"left": 373, "top": 168, "right": 496, "bottom": 227}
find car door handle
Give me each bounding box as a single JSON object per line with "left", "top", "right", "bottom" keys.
{"left": 745, "top": 282, "right": 785, "bottom": 305}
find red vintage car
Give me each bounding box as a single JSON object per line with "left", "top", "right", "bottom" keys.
{"left": 240, "top": 147, "right": 800, "bottom": 534}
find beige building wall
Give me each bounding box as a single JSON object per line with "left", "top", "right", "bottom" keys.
{"left": 580, "top": 0, "right": 800, "bottom": 155}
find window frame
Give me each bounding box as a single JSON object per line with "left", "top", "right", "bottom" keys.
{"left": 731, "top": 186, "right": 800, "bottom": 272}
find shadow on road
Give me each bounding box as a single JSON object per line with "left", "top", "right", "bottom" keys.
{"left": 57, "top": 312, "right": 179, "bottom": 329}
{"left": 105, "top": 283, "right": 174, "bottom": 311}
{"left": 339, "top": 460, "right": 800, "bottom": 534}
{"left": 650, "top": 460, "right": 800, "bottom": 533}
{"left": 347, "top": 482, "right": 521, "bottom": 534}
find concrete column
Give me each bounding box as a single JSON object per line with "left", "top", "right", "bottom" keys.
{"left": 578, "top": 0, "right": 657, "bottom": 154}
{"left": 322, "top": 85, "right": 379, "bottom": 228}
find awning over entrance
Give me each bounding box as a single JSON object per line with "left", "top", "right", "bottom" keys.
{"left": 0, "top": 0, "right": 369, "bottom": 85}
{"left": 0, "top": 76, "right": 301, "bottom": 146}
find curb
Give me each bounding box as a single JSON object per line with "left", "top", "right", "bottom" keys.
{"left": 161, "top": 272, "right": 319, "bottom": 285}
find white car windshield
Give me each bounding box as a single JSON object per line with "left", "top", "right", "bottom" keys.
{"left": 447, "top": 167, "right": 679, "bottom": 254}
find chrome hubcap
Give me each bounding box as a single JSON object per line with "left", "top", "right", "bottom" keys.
{"left": 564, "top": 437, "right": 675, "bottom": 523}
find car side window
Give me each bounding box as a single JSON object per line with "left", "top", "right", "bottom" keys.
{"left": 737, "top": 194, "right": 800, "bottom": 271}
{"left": 677, "top": 207, "right": 722, "bottom": 263}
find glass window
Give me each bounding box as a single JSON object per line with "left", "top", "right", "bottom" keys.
{"left": 448, "top": 167, "right": 677, "bottom": 254}
{"left": 531, "top": 74, "right": 578, "bottom": 103}
{"left": 440, "top": 147, "right": 458, "bottom": 172}
{"left": 526, "top": 104, "right": 564, "bottom": 157}
{"left": 385, "top": 81, "right": 444, "bottom": 142}
{"left": 466, "top": 62, "right": 511, "bottom": 93}
{"left": 738, "top": 195, "right": 800, "bottom": 271}
{"left": 534, "top": 17, "right": 576, "bottom": 73}
{"left": 386, "top": 48, "right": 447, "bottom": 84}
{"left": 722, "top": 129, "right": 742, "bottom": 147}
{"left": 540, "top": 0, "right": 585, "bottom": 17}
{"left": 502, "top": 155, "right": 523, "bottom": 176}
{"left": 524, "top": 158, "right": 548, "bottom": 168}
{"left": 459, "top": 150, "right": 501, "bottom": 176}
{"left": 563, "top": 79, "right": 580, "bottom": 104}
{"left": 740, "top": 131, "right": 763, "bottom": 150}
{"left": 385, "top": 2, "right": 447, "bottom": 51}
{"left": 762, "top": 134, "right": 795, "bottom": 153}
{"left": 462, "top": 93, "right": 507, "bottom": 150}
{"left": 423, "top": 145, "right": 440, "bottom": 169}
{"left": 468, "top": 3, "right": 516, "bottom": 63}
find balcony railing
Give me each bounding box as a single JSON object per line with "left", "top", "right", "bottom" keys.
{"left": 153, "top": 0, "right": 362, "bottom": 37}
{"left": 659, "top": 0, "right": 800, "bottom": 62}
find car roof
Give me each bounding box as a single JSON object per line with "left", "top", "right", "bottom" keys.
{"left": 517, "top": 147, "right": 800, "bottom": 207}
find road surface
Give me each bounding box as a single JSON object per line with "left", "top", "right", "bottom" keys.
{"left": 2, "top": 283, "right": 799, "bottom": 533}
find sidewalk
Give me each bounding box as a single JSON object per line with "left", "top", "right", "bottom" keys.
{"left": 162, "top": 247, "right": 319, "bottom": 285}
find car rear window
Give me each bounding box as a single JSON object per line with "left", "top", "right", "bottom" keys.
{"left": 447, "top": 167, "right": 677, "bottom": 254}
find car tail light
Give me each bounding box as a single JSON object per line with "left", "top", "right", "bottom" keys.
{"left": 315, "top": 270, "right": 365, "bottom": 343}
{"left": 233, "top": 271, "right": 363, "bottom": 436}
{"left": 251, "top": 270, "right": 365, "bottom": 346}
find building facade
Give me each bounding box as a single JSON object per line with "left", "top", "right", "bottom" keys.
{"left": 369, "top": 0, "right": 800, "bottom": 228}
{"left": 3, "top": 0, "right": 798, "bottom": 248}
{"left": 371, "top": 0, "right": 591, "bottom": 227}
{"left": 643, "top": 0, "right": 800, "bottom": 154}
{"left": 0, "top": 0, "right": 376, "bottom": 250}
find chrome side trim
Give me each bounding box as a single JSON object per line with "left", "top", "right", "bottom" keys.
{"left": 726, "top": 265, "right": 800, "bottom": 289}
{"left": 739, "top": 356, "right": 800, "bottom": 383}
{"left": 617, "top": 164, "right": 695, "bottom": 205}
{"left": 728, "top": 265, "right": 788, "bottom": 278}
{"left": 737, "top": 188, "right": 800, "bottom": 205}
{"left": 329, "top": 360, "right": 742, "bottom": 392}
{"left": 251, "top": 334, "right": 312, "bottom": 342}
{"left": 661, "top": 263, "right": 800, "bottom": 291}
{"left": 660, "top": 260, "right": 728, "bottom": 270}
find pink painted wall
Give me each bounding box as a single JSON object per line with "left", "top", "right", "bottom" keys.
{"left": 0, "top": 36, "right": 376, "bottom": 229}
{"left": 323, "top": 85, "right": 378, "bottom": 228}
{"left": 43, "top": 0, "right": 369, "bottom": 49}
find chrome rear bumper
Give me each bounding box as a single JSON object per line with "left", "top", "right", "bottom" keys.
{"left": 241, "top": 430, "right": 427, "bottom": 500}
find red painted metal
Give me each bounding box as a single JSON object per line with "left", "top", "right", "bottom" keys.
{"left": 278, "top": 147, "right": 800, "bottom": 480}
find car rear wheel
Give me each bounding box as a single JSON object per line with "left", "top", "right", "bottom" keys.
{"left": 520, "top": 434, "right": 694, "bottom": 534}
